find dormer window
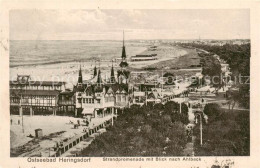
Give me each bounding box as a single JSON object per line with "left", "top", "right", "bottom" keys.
{"left": 86, "top": 92, "right": 92, "bottom": 96}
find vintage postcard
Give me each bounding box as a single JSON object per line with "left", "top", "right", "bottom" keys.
{"left": 0, "top": 0, "right": 260, "bottom": 168}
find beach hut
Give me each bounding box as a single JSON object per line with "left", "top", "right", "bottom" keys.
{"left": 35, "top": 128, "right": 43, "bottom": 138}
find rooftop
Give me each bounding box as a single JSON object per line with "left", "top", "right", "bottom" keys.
{"left": 10, "top": 80, "right": 65, "bottom": 86}
{"left": 10, "top": 89, "right": 60, "bottom": 96}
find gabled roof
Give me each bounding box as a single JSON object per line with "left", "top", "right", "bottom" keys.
{"left": 73, "top": 83, "right": 88, "bottom": 92}
{"left": 147, "top": 92, "right": 156, "bottom": 99}
{"left": 105, "top": 86, "right": 114, "bottom": 95}
{"left": 110, "top": 83, "right": 128, "bottom": 93}
{"left": 59, "top": 90, "right": 74, "bottom": 96}
{"left": 147, "top": 91, "right": 162, "bottom": 99}
{"left": 94, "top": 85, "right": 103, "bottom": 93}
{"left": 84, "top": 85, "right": 95, "bottom": 95}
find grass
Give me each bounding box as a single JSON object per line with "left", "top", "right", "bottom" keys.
{"left": 144, "top": 47, "right": 201, "bottom": 70}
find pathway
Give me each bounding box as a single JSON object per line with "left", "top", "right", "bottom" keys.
{"left": 183, "top": 107, "right": 196, "bottom": 156}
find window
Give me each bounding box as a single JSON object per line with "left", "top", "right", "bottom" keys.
{"left": 121, "top": 95, "right": 125, "bottom": 102}
{"left": 47, "top": 99, "right": 52, "bottom": 106}
{"left": 36, "top": 99, "right": 40, "bottom": 105}
{"left": 117, "top": 95, "right": 121, "bottom": 102}
{"left": 23, "top": 98, "right": 29, "bottom": 104}
{"left": 78, "top": 98, "right": 82, "bottom": 103}
{"left": 135, "top": 97, "right": 139, "bottom": 102}
{"left": 83, "top": 98, "right": 85, "bottom": 103}
{"left": 97, "top": 99, "right": 100, "bottom": 103}
{"left": 12, "top": 97, "right": 20, "bottom": 103}
{"left": 92, "top": 99, "right": 94, "bottom": 104}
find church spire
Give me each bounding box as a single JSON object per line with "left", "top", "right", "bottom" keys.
{"left": 93, "top": 61, "right": 97, "bottom": 77}
{"left": 121, "top": 30, "right": 126, "bottom": 59}
{"left": 97, "top": 69, "right": 102, "bottom": 85}
{"left": 120, "top": 30, "right": 128, "bottom": 68}
{"left": 110, "top": 60, "right": 115, "bottom": 83}
{"left": 97, "top": 61, "right": 102, "bottom": 85}
{"left": 78, "top": 64, "right": 83, "bottom": 84}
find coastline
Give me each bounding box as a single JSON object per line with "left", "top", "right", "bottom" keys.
{"left": 10, "top": 43, "right": 189, "bottom": 88}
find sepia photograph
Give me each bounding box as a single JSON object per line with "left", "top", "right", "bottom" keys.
{"left": 8, "top": 9, "right": 250, "bottom": 160}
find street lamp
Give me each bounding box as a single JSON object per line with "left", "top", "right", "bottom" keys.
{"left": 18, "top": 88, "right": 25, "bottom": 134}
{"left": 194, "top": 110, "right": 203, "bottom": 146}
{"left": 180, "top": 100, "right": 182, "bottom": 114}
{"left": 179, "top": 92, "right": 186, "bottom": 114}
{"left": 145, "top": 87, "right": 148, "bottom": 106}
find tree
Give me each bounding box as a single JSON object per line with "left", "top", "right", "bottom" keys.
{"left": 201, "top": 54, "right": 222, "bottom": 88}
{"left": 194, "top": 109, "right": 249, "bottom": 156}
{"left": 81, "top": 103, "right": 188, "bottom": 156}
{"left": 188, "top": 43, "right": 250, "bottom": 109}
{"left": 164, "top": 101, "right": 179, "bottom": 114}
{"left": 203, "top": 103, "right": 221, "bottom": 122}
{"left": 226, "top": 89, "right": 240, "bottom": 112}
{"left": 153, "top": 103, "right": 164, "bottom": 110}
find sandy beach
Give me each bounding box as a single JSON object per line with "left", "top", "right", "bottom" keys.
{"left": 10, "top": 42, "right": 189, "bottom": 89}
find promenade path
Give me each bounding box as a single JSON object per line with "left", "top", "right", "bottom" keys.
{"left": 60, "top": 117, "right": 110, "bottom": 157}
{"left": 11, "top": 114, "right": 113, "bottom": 157}
{"left": 46, "top": 115, "right": 113, "bottom": 157}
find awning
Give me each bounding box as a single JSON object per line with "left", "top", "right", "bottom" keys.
{"left": 82, "top": 107, "right": 95, "bottom": 115}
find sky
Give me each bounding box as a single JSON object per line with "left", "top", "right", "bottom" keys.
{"left": 9, "top": 9, "right": 250, "bottom": 40}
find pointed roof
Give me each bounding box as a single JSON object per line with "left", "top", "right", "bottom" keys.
{"left": 78, "top": 64, "right": 83, "bottom": 83}
{"left": 97, "top": 69, "right": 102, "bottom": 84}
{"left": 93, "top": 61, "right": 97, "bottom": 77}
{"left": 94, "top": 65, "right": 97, "bottom": 77}
{"left": 110, "top": 83, "right": 128, "bottom": 93}
{"left": 84, "top": 85, "right": 95, "bottom": 95}
{"left": 121, "top": 30, "right": 126, "bottom": 59}
{"left": 110, "top": 61, "right": 115, "bottom": 83}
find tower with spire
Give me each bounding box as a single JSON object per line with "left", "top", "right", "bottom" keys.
{"left": 119, "top": 30, "right": 128, "bottom": 68}
{"left": 97, "top": 69, "right": 102, "bottom": 85}
{"left": 110, "top": 60, "right": 116, "bottom": 83}
{"left": 97, "top": 61, "right": 102, "bottom": 86}
{"left": 93, "top": 62, "right": 97, "bottom": 77}
{"left": 78, "top": 64, "right": 83, "bottom": 86}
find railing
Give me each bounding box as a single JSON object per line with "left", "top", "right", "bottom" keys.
{"left": 50, "top": 120, "right": 110, "bottom": 157}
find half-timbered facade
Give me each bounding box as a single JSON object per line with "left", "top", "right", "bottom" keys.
{"left": 10, "top": 75, "right": 65, "bottom": 115}
{"left": 58, "top": 89, "right": 75, "bottom": 115}
{"left": 74, "top": 63, "right": 131, "bottom": 118}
